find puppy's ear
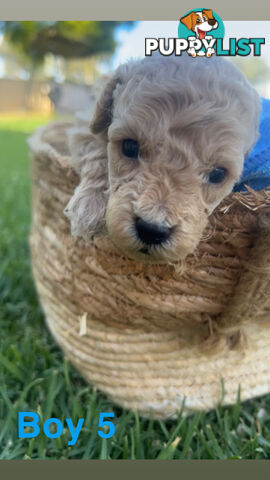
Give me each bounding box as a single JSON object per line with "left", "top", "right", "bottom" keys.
{"left": 202, "top": 9, "right": 214, "bottom": 19}
{"left": 180, "top": 12, "right": 196, "bottom": 31}
{"left": 90, "top": 75, "right": 121, "bottom": 136}
{"left": 64, "top": 129, "right": 109, "bottom": 240}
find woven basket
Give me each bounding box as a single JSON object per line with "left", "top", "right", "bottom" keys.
{"left": 29, "top": 121, "right": 270, "bottom": 419}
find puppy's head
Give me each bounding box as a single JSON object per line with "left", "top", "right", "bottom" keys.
{"left": 66, "top": 55, "right": 260, "bottom": 263}
{"left": 181, "top": 9, "right": 218, "bottom": 38}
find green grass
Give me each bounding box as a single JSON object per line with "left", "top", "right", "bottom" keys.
{"left": 0, "top": 114, "right": 270, "bottom": 460}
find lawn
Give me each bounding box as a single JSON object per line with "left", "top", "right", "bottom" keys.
{"left": 0, "top": 114, "right": 270, "bottom": 460}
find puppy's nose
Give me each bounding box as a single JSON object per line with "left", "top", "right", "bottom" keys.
{"left": 208, "top": 18, "right": 216, "bottom": 26}
{"left": 135, "top": 217, "right": 172, "bottom": 245}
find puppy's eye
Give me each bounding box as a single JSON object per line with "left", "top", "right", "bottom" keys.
{"left": 196, "top": 18, "right": 202, "bottom": 23}
{"left": 122, "top": 139, "right": 139, "bottom": 159}
{"left": 208, "top": 167, "right": 227, "bottom": 184}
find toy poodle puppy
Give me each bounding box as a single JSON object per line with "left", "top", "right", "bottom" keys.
{"left": 64, "top": 54, "right": 261, "bottom": 265}
{"left": 64, "top": 54, "right": 270, "bottom": 350}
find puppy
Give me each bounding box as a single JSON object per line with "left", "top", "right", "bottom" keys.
{"left": 64, "top": 55, "right": 260, "bottom": 264}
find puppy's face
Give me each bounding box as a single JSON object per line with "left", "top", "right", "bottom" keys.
{"left": 105, "top": 103, "right": 244, "bottom": 262}
{"left": 67, "top": 56, "right": 260, "bottom": 263}
{"left": 181, "top": 9, "right": 218, "bottom": 39}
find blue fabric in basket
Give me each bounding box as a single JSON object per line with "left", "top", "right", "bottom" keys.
{"left": 234, "top": 97, "right": 270, "bottom": 192}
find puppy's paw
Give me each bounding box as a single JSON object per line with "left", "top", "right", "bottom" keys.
{"left": 187, "top": 47, "right": 197, "bottom": 57}
{"left": 206, "top": 48, "right": 216, "bottom": 57}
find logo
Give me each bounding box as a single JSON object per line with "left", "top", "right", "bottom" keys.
{"left": 145, "top": 9, "right": 265, "bottom": 57}
{"left": 179, "top": 8, "right": 224, "bottom": 57}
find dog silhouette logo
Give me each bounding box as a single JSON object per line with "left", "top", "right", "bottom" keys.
{"left": 178, "top": 8, "right": 225, "bottom": 57}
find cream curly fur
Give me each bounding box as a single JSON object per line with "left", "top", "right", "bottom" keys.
{"left": 64, "top": 54, "right": 261, "bottom": 263}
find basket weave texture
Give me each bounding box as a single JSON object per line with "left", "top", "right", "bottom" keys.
{"left": 29, "top": 122, "right": 270, "bottom": 419}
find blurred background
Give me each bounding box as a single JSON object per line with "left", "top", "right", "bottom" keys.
{"left": 0, "top": 21, "right": 136, "bottom": 115}
{"left": 0, "top": 21, "right": 269, "bottom": 117}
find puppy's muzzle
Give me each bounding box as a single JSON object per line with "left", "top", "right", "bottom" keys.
{"left": 135, "top": 217, "right": 172, "bottom": 246}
